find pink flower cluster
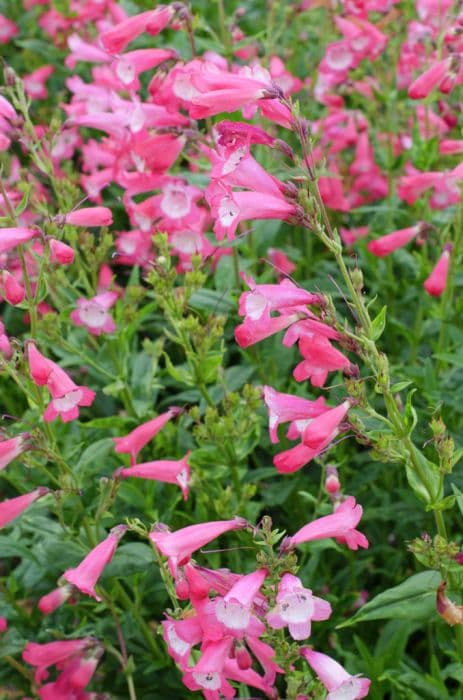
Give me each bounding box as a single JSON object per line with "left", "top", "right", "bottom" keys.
{"left": 151, "top": 511, "right": 368, "bottom": 699}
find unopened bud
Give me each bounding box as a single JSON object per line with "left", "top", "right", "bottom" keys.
{"left": 3, "top": 65, "right": 17, "bottom": 86}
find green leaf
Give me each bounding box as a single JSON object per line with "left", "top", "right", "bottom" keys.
{"left": 103, "top": 543, "right": 154, "bottom": 578}
{"left": 75, "top": 438, "right": 115, "bottom": 476}
{"left": 390, "top": 380, "right": 413, "bottom": 393}
{"left": 189, "top": 288, "right": 234, "bottom": 313}
{"left": 451, "top": 483, "right": 463, "bottom": 516}
{"left": 337, "top": 571, "right": 441, "bottom": 627}
{"left": 405, "top": 445, "right": 441, "bottom": 504}
{"left": 0, "top": 628, "right": 26, "bottom": 658}
{"left": 371, "top": 305, "right": 387, "bottom": 340}
{"left": 403, "top": 388, "right": 418, "bottom": 434}
{"left": 425, "top": 495, "right": 455, "bottom": 512}
{"left": 163, "top": 354, "right": 194, "bottom": 386}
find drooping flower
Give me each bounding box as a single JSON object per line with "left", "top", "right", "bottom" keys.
{"left": 0, "top": 488, "right": 48, "bottom": 529}
{"left": 113, "top": 406, "right": 182, "bottom": 464}
{"left": 38, "top": 583, "right": 73, "bottom": 615}
{"left": 0, "top": 433, "right": 31, "bottom": 471}
{"left": 63, "top": 524, "right": 127, "bottom": 601}
{"left": 48, "top": 238, "right": 75, "bottom": 265}
{"left": 424, "top": 247, "right": 451, "bottom": 297}
{"left": 300, "top": 648, "right": 371, "bottom": 699}
{"left": 23, "top": 636, "right": 103, "bottom": 697}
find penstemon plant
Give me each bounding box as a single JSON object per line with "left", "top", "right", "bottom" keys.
{"left": 0, "top": 0, "right": 463, "bottom": 699}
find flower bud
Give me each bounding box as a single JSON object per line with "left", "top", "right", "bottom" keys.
{"left": 436, "top": 581, "right": 463, "bottom": 626}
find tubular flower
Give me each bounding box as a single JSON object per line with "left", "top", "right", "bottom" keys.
{"left": 113, "top": 406, "right": 182, "bottom": 464}
{"left": 367, "top": 223, "right": 425, "bottom": 257}
{"left": 0, "top": 488, "right": 49, "bottom": 529}
{"left": 150, "top": 518, "right": 248, "bottom": 568}
{"left": 281, "top": 496, "right": 368, "bottom": 552}
{"left": 63, "top": 524, "right": 127, "bottom": 601}
{"left": 263, "top": 386, "right": 328, "bottom": 444}
{"left": 62, "top": 206, "right": 113, "bottom": 227}
{"left": 23, "top": 637, "right": 103, "bottom": 697}
{"left": 38, "top": 584, "right": 73, "bottom": 615}
{"left": 424, "top": 247, "right": 451, "bottom": 297}
{"left": 300, "top": 648, "right": 371, "bottom": 699}
{"left": 114, "top": 452, "right": 191, "bottom": 500}
{"left": 0, "top": 433, "right": 31, "bottom": 471}
{"left": 0, "top": 227, "right": 39, "bottom": 253}
{"left": 100, "top": 6, "right": 175, "bottom": 54}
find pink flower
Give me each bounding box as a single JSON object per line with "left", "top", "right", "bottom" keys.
{"left": 48, "top": 239, "right": 74, "bottom": 265}
{"left": 38, "top": 584, "right": 73, "bottom": 615}
{"left": 281, "top": 496, "right": 368, "bottom": 552}
{"left": 112, "top": 48, "right": 177, "bottom": 89}
{"left": 0, "top": 15, "right": 18, "bottom": 43}
{"left": 150, "top": 518, "right": 247, "bottom": 568}
{"left": 27, "top": 342, "right": 55, "bottom": 386}
{"left": 114, "top": 452, "right": 191, "bottom": 500}
{"left": 24, "top": 65, "right": 54, "bottom": 100}
{"left": 273, "top": 442, "right": 318, "bottom": 474}
{"left": 302, "top": 400, "right": 351, "bottom": 451}
{"left": 113, "top": 407, "right": 181, "bottom": 464}
{"left": 239, "top": 276, "right": 319, "bottom": 322}
{"left": 263, "top": 386, "right": 327, "bottom": 444}
{"left": 367, "top": 224, "right": 423, "bottom": 257}
{"left": 100, "top": 6, "right": 175, "bottom": 54}
{"left": 294, "top": 336, "right": 352, "bottom": 387}
{"left": 300, "top": 648, "right": 371, "bottom": 699}
{"left": 0, "top": 488, "right": 48, "bottom": 529}
{"left": 0, "top": 321, "right": 12, "bottom": 359}
{"left": 408, "top": 59, "right": 450, "bottom": 99}
{"left": 0, "top": 227, "right": 38, "bottom": 254}
{"left": 162, "top": 615, "right": 203, "bottom": 668}
{"left": 63, "top": 206, "right": 113, "bottom": 227}
{"left": 0, "top": 617, "right": 7, "bottom": 633}
{"left": 424, "top": 247, "right": 451, "bottom": 297}
{"left": 0, "top": 96, "right": 17, "bottom": 121}
{"left": 43, "top": 364, "right": 96, "bottom": 423}
{"left": 23, "top": 637, "right": 103, "bottom": 695}
{"left": 63, "top": 524, "right": 127, "bottom": 601}
{"left": 267, "top": 573, "right": 331, "bottom": 640}
{"left": 267, "top": 248, "right": 296, "bottom": 277}
{"left": 2, "top": 270, "right": 25, "bottom": 305}
{"left": 206, "top": 181, "right": 296, "bottom": 241}
{"left": 182, "top": 637, "right": 234, "bottom": 697}
{"left": 235, "top": 313, "right": 299, "bottom": 349}
{"left": 70, "top": 291, "right": 118, "bottom": 335}
{"left": 214, "top": 568, "right": 267, "bottom": 634}
{"left": 0, "top": 433, "right": 31, "bottom": 471}
{"left": 23, "top": 638, "right": 94, "bottom": 683}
